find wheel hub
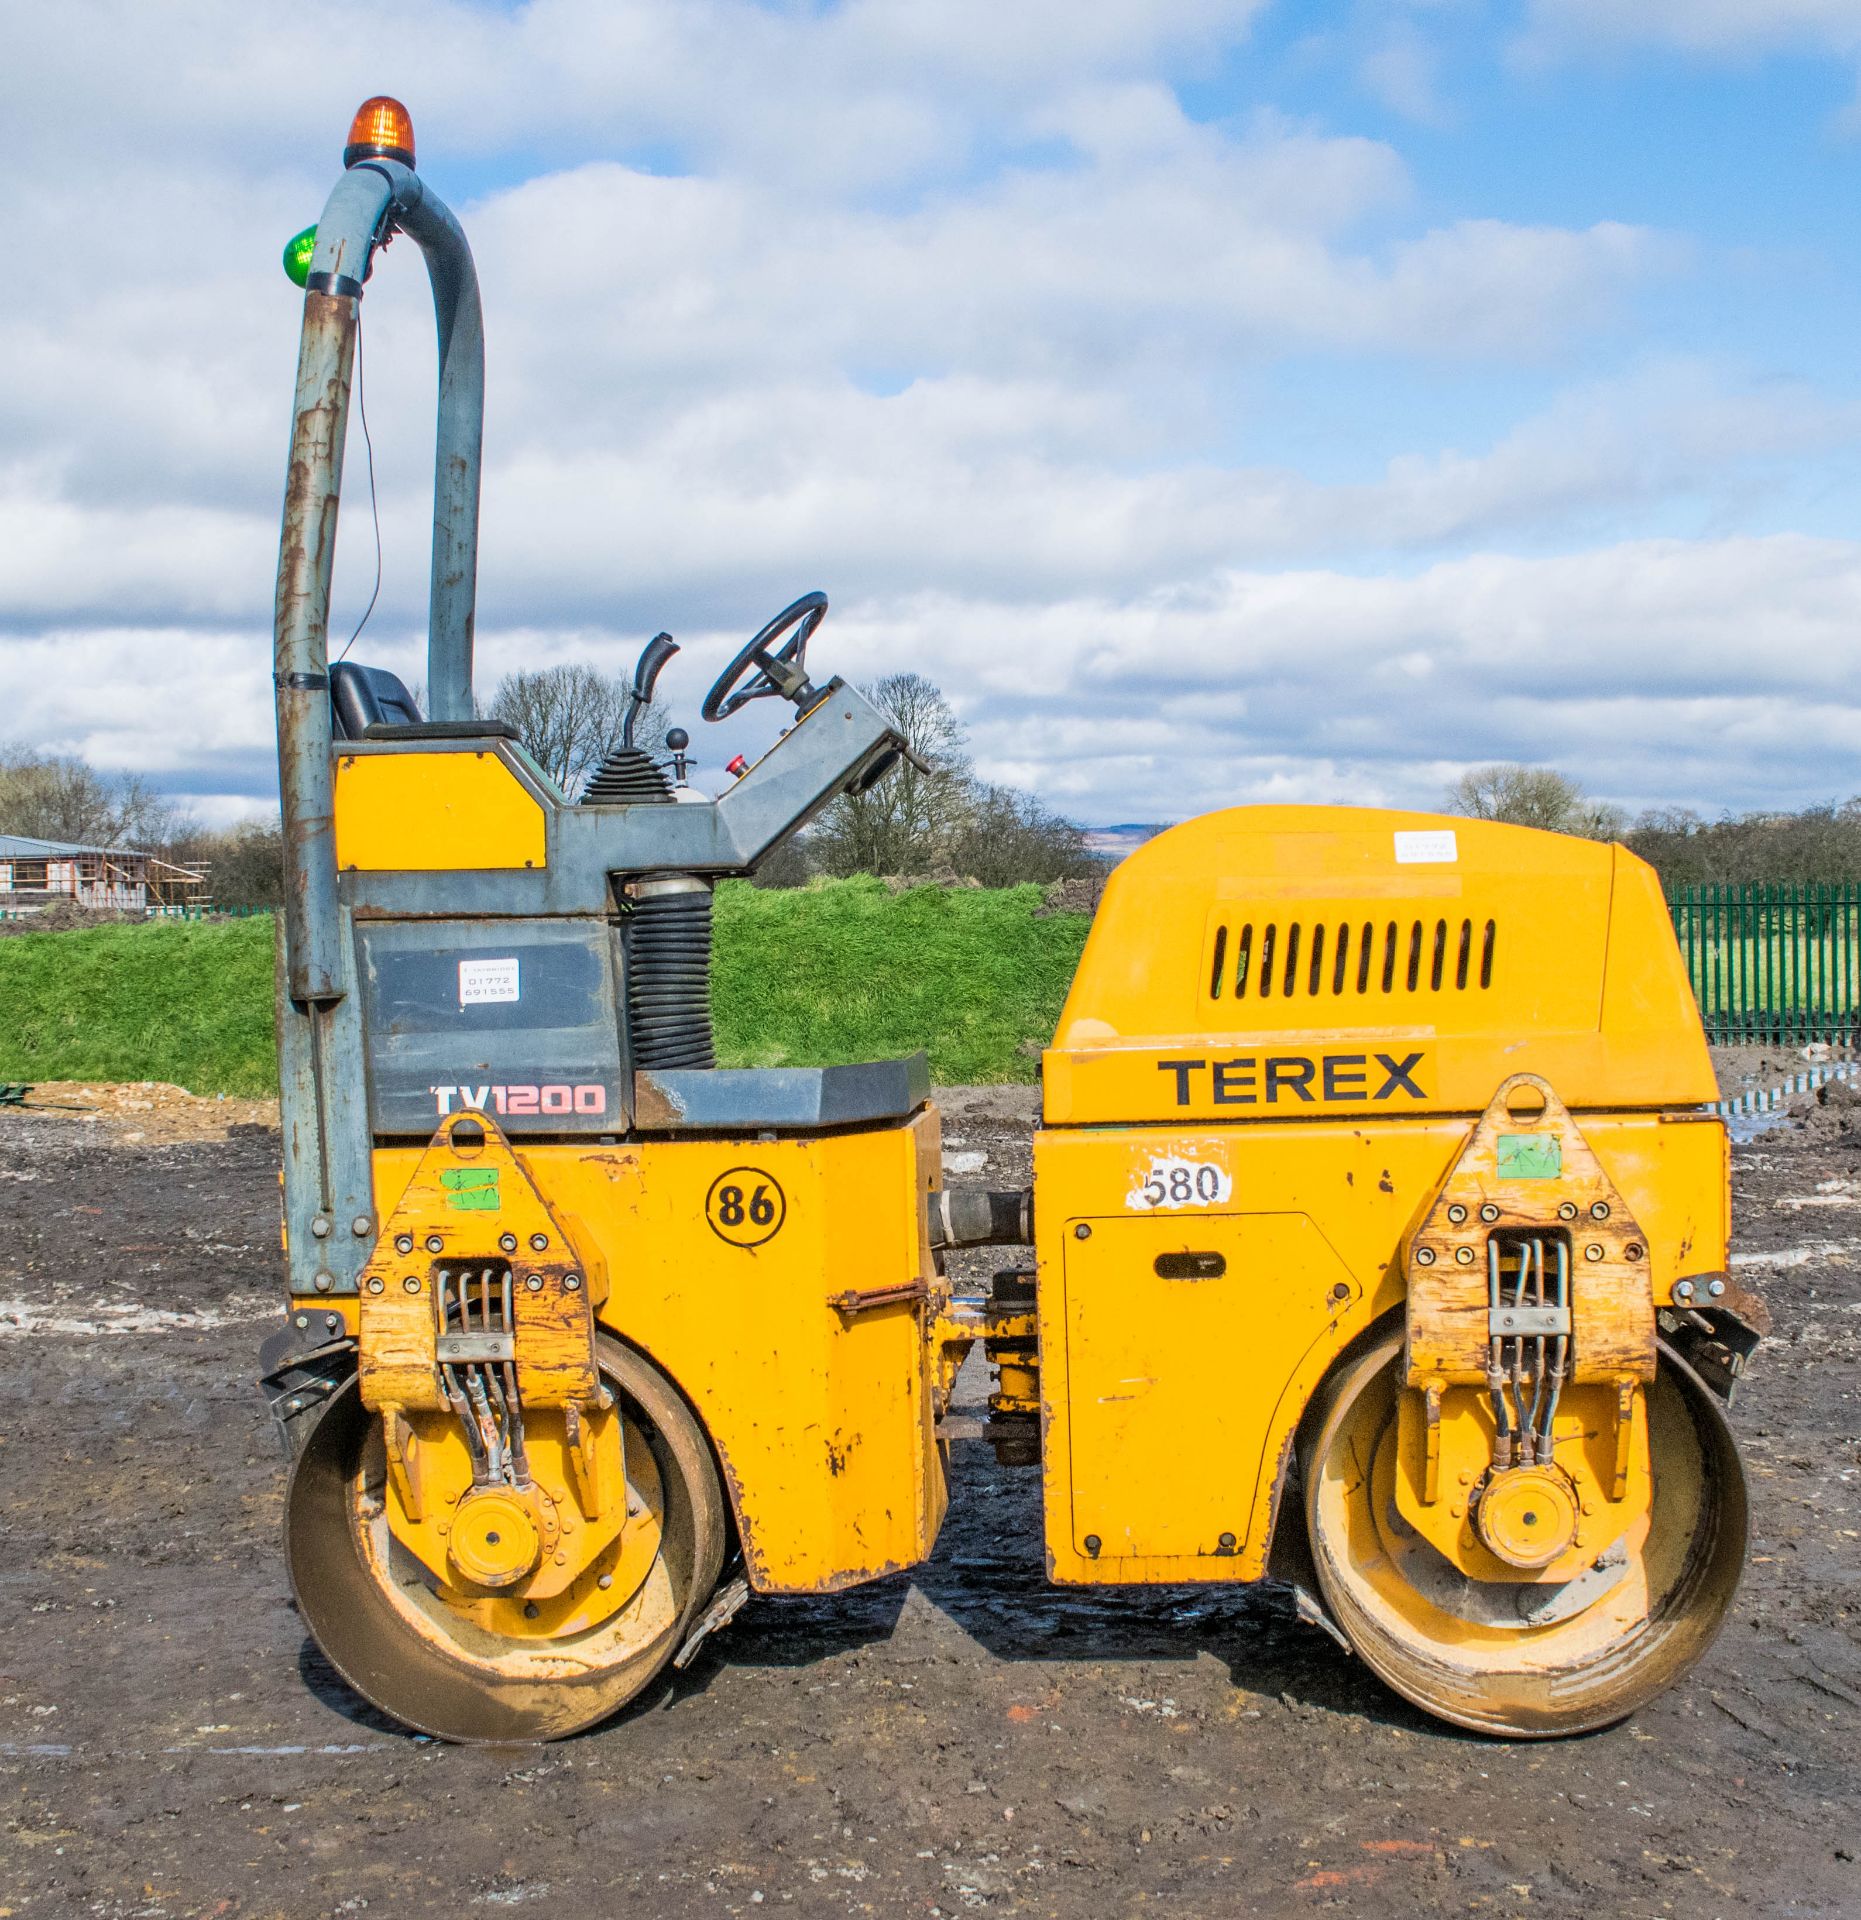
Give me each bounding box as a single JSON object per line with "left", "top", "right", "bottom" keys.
{"left": 449, "top": 1486, "right": 543, "bottom": 1588}
{"left": 1474, "top": 1464, "right": 1580, "bottom": 1570}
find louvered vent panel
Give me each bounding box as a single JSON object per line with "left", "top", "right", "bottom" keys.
{"left": 1206, "top": 917, "right": 1497, "bottom": 1002}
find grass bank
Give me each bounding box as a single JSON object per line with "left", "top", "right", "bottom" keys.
{"left": 0, "top": 917, "right": 279, "bottom": 1096}
{"left": 713, "top": 877, "right": 1088, "bottom": 1083}
{"left": 0, "top": 880, "right": 1092, "bottom": 1096}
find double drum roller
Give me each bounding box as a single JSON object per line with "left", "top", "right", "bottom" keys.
{"left": 263, "top": 98, "right": 1762, "bottom": 1744}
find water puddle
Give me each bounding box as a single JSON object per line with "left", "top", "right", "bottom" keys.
{"left": 1716, "top": 1062, "right": 1861, "bottom": 1142}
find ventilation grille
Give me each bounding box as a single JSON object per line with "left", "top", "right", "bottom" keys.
{"left": 1206, "top": 917, "right": 1497, "bottom": 1002}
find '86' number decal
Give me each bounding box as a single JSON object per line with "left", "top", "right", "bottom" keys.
{"left": 1128, "top": 1154, "right": 1232, "bottom": 1211}
{"left": 706, "top": 1166, "right": 788, "bottom": 1247}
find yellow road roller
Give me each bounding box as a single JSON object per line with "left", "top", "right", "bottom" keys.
{"left": 260, "top": 100, "right": 1764, "bottom": 1743}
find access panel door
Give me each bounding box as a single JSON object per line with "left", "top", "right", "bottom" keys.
{"left": 1061, "top": 1212, "right": 1358, "bottom": 1563}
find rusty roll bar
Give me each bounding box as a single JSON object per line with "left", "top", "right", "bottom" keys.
{"left": 271, "top": 154, "right": 484, "bottom": 1003}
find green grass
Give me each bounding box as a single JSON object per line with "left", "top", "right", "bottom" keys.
{"left": 0, "top": 880, "right": 1092, "bottom": 1095}
{"left": 713, "top": 877, "right": 1089, "bottom": 1083}
{"left": 1681, "top": 937, "right": 1861, "bottom": 1014}
{"left": 0, "top": 916, "right": 279, "bottom": 1095}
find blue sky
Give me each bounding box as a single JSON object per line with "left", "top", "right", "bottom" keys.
{"left": 7, "top": 1, "right": 1861, "bottom": 829}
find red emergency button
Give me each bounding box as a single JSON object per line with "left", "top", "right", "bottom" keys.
{"left": 726, "top": 754, "right": 749, "bottom": 779}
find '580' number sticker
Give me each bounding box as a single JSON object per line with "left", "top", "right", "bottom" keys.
{"left": 1128, "top": 1154, "right": 1232, "bottom": 1211}
{"left": 706, "top": 1166, "right": 788, "bottom": 1247}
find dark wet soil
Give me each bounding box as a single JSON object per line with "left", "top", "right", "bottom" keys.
{"left": 1, "top": 1080, "right": 1857, "bottom": 1918}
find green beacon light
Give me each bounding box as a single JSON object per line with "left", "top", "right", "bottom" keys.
{"left": 282, "top": 224, "right": 318, "bottom": 289}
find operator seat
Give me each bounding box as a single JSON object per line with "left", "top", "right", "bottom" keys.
{"left": 331, "top": 663, "right": 422, "bottom": 738}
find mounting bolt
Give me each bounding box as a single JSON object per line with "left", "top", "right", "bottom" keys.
{"left": 403, "top": 1275, "right": 422, "bottom": 1294}
{"left": 499, "top": 1233, "right": 518, "bottom": 1254}
{"left": 1624, "top": 1242, "right": 1645, "bottom": 1261}
{"left": 1415, "top": 1246, "right": 1436, "bottom": 1266}
{"left": 530, "top": 1233, "right": 549, "bottom": 1252}
{"left": 1329, "top": 1282, "right": 1350, "bottom": 1303}
{"left": 425, "top": 1235, "right": 444, "bottom": 1253}
{"left": 1074, "top": 1224, "right": 1091, "bottom": 1240}
{"left": 563, "top": 1273, "right": 583, "bottom": 1292}
{"left": 351, "top": 1215, "right": 372, "bottom": 1238}
{"left": 294, "top": 1313, "right": 309, "bottom": 1330}
{"left": 325, "top": 1313, "right": 342, "bottom": 1333}
{"left": 1557, "top": 1201, "right": 1578, "bottom": 1221}
{"left": 1584, "top": 1244, "right": 1605, "bottom": 1263}
{"left": 1218, "top": 1531, "right": 1236, "bottom": 1551}
{"left": 1589, "top": 1201, "right": 1610, "bottom": 1222}
{"left": 1455, "top": 1246, "right": 1475, "bottom": 1265}
{"left": 310, "top": 1215, "right": 331, "bottom": 1239}
{"left": 1447, "top": 1204, "right": 1467, "bottom": 1225}
{"left": 525, "top": 1273, "right": 544, "bottom": 1292}
{"left": 1707, "top": 1278, "right": 1726, "bottom": 1298}
{"left": 312, "top": 1272, "right": 334, "bottom": 1293}
{"left": 366, "top": 1276, "right": 384, "bottom": 1294}
{"left": 597, "top": 1573, "right": 614, "bottom": 1590}
{"left": 1674, "top": 1279, "right": 1695, "bottom": 1302}
{"left": 395, "top": 1234, "right": 414, "bottom": 1255}
{"left": 1083, "top": 1534, "right": 1101, "bottom": 1556}
{"left": 1479, "top": 1203, "right": 1500, "bottom": 1224}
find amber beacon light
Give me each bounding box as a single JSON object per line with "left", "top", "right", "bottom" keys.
{"left": 343, "top": 96, "right": 415, "bottom": 170}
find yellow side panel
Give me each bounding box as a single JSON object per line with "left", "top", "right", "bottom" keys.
{"left": 372, "top": 1115, "right": 945, "bottom": 1594}
{"left": 1035, "top": 1111, "right": 1727, "bottom": 1586}
{"left": 335, "top": 749, "right": 546, "bottom": 872}
{"left": 1063, "top": 1212, "right": 1358, "bottom": 1561}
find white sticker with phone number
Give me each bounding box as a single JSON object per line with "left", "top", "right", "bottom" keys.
{"left": 1128, "top": 1155, "right": 1233, "bottom": 1210}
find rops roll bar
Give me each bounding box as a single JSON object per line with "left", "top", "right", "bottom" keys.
{"left": 272, "top": 99, "right": 483, "bottom": 1004}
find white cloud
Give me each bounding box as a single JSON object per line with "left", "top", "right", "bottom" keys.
{"left": 9, "top": 537, "right": 1861, "bottom": 832}
{"left": 1523, "top": 0, "right": 1861, "bottom": 56}
{"left": 1357, "top": 21, "right": 1452, "bottom": 124}
{"left": 0, "top": 0, "right": 1849, "bottom": 840}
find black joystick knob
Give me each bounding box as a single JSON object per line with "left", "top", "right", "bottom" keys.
{"left": 665, "top": 726, "right": 691, "bottom": 786}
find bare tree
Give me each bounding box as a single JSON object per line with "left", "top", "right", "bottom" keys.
{"left": 1626, "top": 798, "right": 1861, "bottom": 886}
{"left": 1444, "top": 764, "right": 1624, "bottom": 841}
{"left": 944, "top": 783, "right": 1097, "bottom": 887}
{"left": 486, "top": 664, "right": 667, "bottom": 794}
{"left": 814, "top": 673, "right": 973, "bottom": 876}
{"left": 0, "top": 745, "right": 192, "bottom": 848}
{"left": 161, "top": 816, "right": 284, "bottom": 908}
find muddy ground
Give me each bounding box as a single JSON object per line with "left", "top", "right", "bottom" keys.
{"left": 1, "top": 1062, "right": 1857, "bottom": 1919}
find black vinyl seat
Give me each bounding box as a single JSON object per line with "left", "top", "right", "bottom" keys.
{"left": 331, "top": 663, "right": 422, "bottom": 739}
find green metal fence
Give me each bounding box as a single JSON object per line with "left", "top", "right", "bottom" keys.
{"left": 1667, "top": 883, "right": 1861, "bottom": 1044}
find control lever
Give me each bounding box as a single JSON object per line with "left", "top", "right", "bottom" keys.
{"left": 622, "top": 632, "right": 680, "bottom": 748}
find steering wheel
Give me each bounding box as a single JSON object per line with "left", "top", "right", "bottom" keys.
{"left": 701, "top": 591, "right": 829, "bottom": 723}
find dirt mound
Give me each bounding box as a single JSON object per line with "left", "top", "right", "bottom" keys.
{"left": 8, "top": 1079, "right": 279, "bottom": 1143}
{"left": 1035, "top": 875, "right": 1105, "bottom": 917}
{"left": 0, "top": 900, "right": 150, "bottom": 937}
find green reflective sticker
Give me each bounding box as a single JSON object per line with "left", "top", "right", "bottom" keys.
{"left": 1497, "top": 1133, "right": 1561, "bottom": 1179}
{"left": 440, "top": 1166, "right": 500, "bottom": 1210}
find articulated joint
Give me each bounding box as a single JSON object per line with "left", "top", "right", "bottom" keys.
{"left": 930, "top": 1186, "right": 1032, "bottom": 1250}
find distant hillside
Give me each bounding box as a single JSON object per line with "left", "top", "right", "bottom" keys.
{"left": 1082, "top": 823, "right": 1170, "bottom": 859}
